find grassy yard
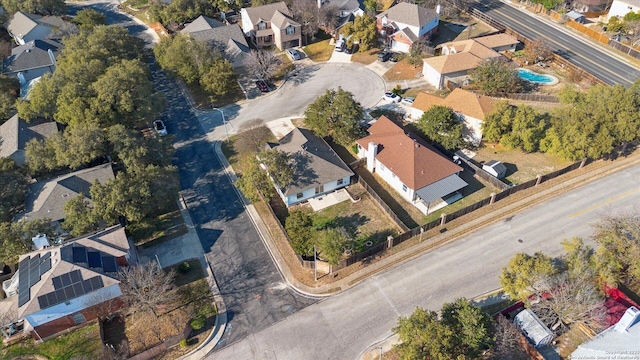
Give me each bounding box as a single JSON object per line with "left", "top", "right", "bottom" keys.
{"left": 1, "top": 322, "right": 102, "bottom": 359}
{"left": 303, "top": 39, "right": 333, "bottom": 62}
{"left": 384, "top": 59, "right": 423, "bottom": 81}
{"left": 128, "top": 201, "right": 188, "bottom": 248}
{"left": 472, "top": 144, "right": 573, "bottom": 184}
{"left": 351, "top": 48, "right": 381, "bottom": 65}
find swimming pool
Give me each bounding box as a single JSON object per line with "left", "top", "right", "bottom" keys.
{"left": 517, "top": 69, "right": 558, "bottom": 85}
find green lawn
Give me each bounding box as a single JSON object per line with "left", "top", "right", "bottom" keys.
{"left": 303, "top": 39, "right": 333, "bottom": 62}
{"left": 1, "top": 322, "right": 102, "bottom": 360}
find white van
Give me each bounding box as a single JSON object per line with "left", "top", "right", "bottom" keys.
{"left": 335, "top": 39, "right": 345, "bottom": 52}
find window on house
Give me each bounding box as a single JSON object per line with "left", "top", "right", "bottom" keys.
{"left": 296, "top": 192, "right": 304, "bottom": 199}
{"left": 337, "top": 179, "right": 344, "bottom": 186}
{"left": 72, "top": 313, "right": 86, "bottom": 324}
{"left": 286, "top": 26, "right": 295, "bottom": 35}
{"left": 402, "top": 184, "right": 407, "bottom": 192}
{"left": 379, "top": 163, "right": 386, "bottom": 171}
{"left": 258, "top": 22, "right": 266, "bottom": 30}
{"left": 315, "top": 185, "right": 324, "bottom": 194}
{"left": 392, "top": 174, "right": 397, "bottom": 179}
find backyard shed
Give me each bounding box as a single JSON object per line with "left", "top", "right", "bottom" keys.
{"left": 514, "top": 309, "right": 555, "bottom": 348}
{"left": 482, "top": 160, "right": 507, "bottom": 179}
{"left": 566, "top": 11, "right": 586, "bottom": 23}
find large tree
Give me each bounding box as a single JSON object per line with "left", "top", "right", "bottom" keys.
{"left": 491, "top": 316, "right": 529, "bottom": 360}
{"left": 470, "top": 58, "right": 522, "bottom": 96}
{"left": 285, "top": 209, "right": 315, "bottom": 256}
{"left": 235, "top": 156, "right": 276, "bottom": 202}
{"left": 394, "top": 299, "right": 493, "bottom": 360}
{"left": 72, "top": 8, "right": 107, "bottom": 29}
{"left": 593, "top": 214, "right": 640, "bottom": 286}
{"left": 154, "top": 34, "right": 220, "bottom": 84}
{"left": 291, "top": 0, "right": 319, "bottom": 42}
{"left": 259, "top": 148, "right": 294, "bottom": 190}
{"left": 0, "top": 158, "right": 28, "bottom": 223}
{"left": 340, "top": 14, "right": 377, "bottom": 51}
{"left": 483, "top": 102, "right": 547, "bottom": 152}
{"left": 499, "top": 252, "right": 559, "bottom": 301}
{"left": 0, "top": 220, "right": 55, "bottom": 264}
{"left": 200, "top": 58, "right": 238, "bottom": 98}
{"left": 416, "top": 105, "right": 464, "bottom": 150}
{"left": 245, "top": 49, "right": 281, "bottom": 81}
{"left": 148, "top": 0, "right": 216, "bottom": 25}
{"left": 1, "top": 0, "right": 65, "bottom": 15}
{"left": 0, "top": 75, "right": 19, "bottom": 121}
{"left": 118, "top": 262, "right": 176, "bottom": 317}
{"left": 62, "top": 195, "right": 99, "bottom": 237}
{"left": 235, "top": 119, "right": 272, "bottom": 155}
{"left": 304, "top": 87, "right": 363, "bottom": 146}
{"left": 317, "top": 227, "right": 351, "bottom": 268}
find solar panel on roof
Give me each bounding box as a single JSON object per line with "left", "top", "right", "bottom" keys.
{"left": 28, "top": 267, "right": 40, "bottom": 287}
{"left": 18, "top": 257, "right": 29, "bottom": 270}
{"left": 18, "top": 290, "right": 30, "bottom": 307}
{"left": 29, "top": 254, "right": 40, "bottom": 269}
{"left": 46, "top": 292, "right": 56, "bottom": 306}
{"left": 52, "top": 276, "right": 63, "bottom": 289}
{"left": 72, "top": 247, "right": 88, "bottom": 263}
{"left": 72, "top": 282, "right": 84, "bottom": 297}
{"left": 54, "top": 288, "right": 66, "bottom": 303}
{"left": 41, "top": 252, "right": 51, "bottom": 262}
{"left": 40, "top": 257, "right": 51, "bottom": 274}
{"left": 69, "top": 269, "right": 82, "bottom": 283}
{"left": 102, "top": 256, "right": 117, "bottom": 272}
{"left": 64, "top": 286, "right": 75, "bottom": 300}
{"left": 87, "top": 252, "right": 102, "bottom": 268}
{"left": 60, "top": 273, "right": 71, "bottom": 287}
{"left": 89, "top": 276, "right": 104, "bottom": 290}
{"left": 38, "top": 295, "right": 48, "bottom": 309}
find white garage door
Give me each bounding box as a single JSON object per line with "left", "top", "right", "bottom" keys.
{"left": 391, "top": 41, "right": 410, "bottom": 53}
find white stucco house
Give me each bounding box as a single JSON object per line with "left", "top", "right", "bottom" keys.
{"left": 376, "top": 2, "right": 440, "bottom": 53}
{"left": 608, "top": 0, "right": 640, "bottom": 19}
{"left": 356, "top": 116, "right": 467, "bottom": 215}
{"left": 266, "top": 128, "right": 353, "bottom": 207}
{"left": 410, "top": 88, "right": 497, "bottom": 145}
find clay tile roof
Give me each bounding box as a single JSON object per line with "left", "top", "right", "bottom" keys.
{"left": 473, "top": 33, "right": 519, "bottom": 49}
{"left": 356, "top": 116, "right": 461, "bottom": 189}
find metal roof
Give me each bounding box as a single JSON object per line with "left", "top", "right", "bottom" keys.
{"left": 414, "top": 174, "right": 467, "bottom": 203}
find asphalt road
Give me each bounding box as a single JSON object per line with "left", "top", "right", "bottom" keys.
{"left": 474, "top": 0, "right": 640, "bottom": 86}
{"left": 208, "top": 164, "right": 640, "bottom": 359}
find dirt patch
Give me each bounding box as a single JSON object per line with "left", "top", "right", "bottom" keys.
{"left": 351, "top": 48, "right": 381, "bottom": 65}
{"left": 384, "top": 59, "right": 423, "bottom": 81}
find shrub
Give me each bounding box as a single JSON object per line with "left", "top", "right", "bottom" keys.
{"left": 391, "top": 84, "right": 402, "bottom": 95}
{"left": 179, "top": 339, "right": 188, "bottom": 347}
{"left": 178, "top": 261, "right": 191, "bottom": 274}
{"left": 190, "top": 314, "right": 206, "bottom": 330}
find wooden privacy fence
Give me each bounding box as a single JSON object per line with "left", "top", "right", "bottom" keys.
{"left": 356, "top": 175, "right": 411, "bottom": 232}
{"left": 454, "top": 152, "right": 511, "bottom": 191}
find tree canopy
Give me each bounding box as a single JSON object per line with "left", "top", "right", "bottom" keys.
{"left": 0, "top": 220, "right": 55, "bottom": 264}
{"left": 499, "top": 252, "right": 558, "bottom": 301}
{"left": 148, "top": 0, "right": 219, "bottom": 25}
{"left": 482, "top": 101, "right": 547, "bottom": 152}
{"left": 340, "top": 14, "right": 377, "bottom": 51}
{"left": 317, "top": 227, "right": 351, "bottom": 266}
{"left": 593, "top": 214, "right": 640, "bottom": 286}
{"left": 72, "top": 8, "right": 107, "bottom": 29}
{"left": 0, "top": 158, "right": 28, "bottom": 223}
{"left": 0, "top": 75, "right": 19, "bottom": 121}
{"left": 235, "top": 156, "right": 276, "bottom": 202}
{"left": 470, "top": 58, "right": 522, "bottom": 96}
{"left": 304, "top": 87, "right": 363, "bottom": 146}
{"left": 285, "top": 209, "right": 315, "bottom": 256}
{"left": 416, "top": 105, "right": 465, "bottom": 150}
{"left": 1, "top": 0, "right": 65, "bottom": 15}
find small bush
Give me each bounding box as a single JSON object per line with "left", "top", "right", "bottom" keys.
{"left": 190, "top": 314, "right": 206, "bottom": 330}
{"left": 179, "top": 339, "right": 188, "bottom": 348}
{"left": 391, "top": 84, "right": 402, "bottom": 95}
{"left": 178, "top": 261, "right": 191, "bottom": 274}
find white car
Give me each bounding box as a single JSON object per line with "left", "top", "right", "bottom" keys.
{"left": 153, "top": 120, "right": 167, "bottom": 136}
{"left": 401, "top": 97, "right": 415, "bottom": 105}
{"left": 286, "top": 49, "right": 301, "bottom": 60}
{"left": 383, "top": 92, "right": 401, "bottom": 103}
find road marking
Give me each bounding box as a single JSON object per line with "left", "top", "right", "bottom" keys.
{"left": 568, "top": 188, "right": 640, "bottom": 218}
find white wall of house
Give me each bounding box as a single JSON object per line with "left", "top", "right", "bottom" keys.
{"left": 280, "top": 176, "right": 351, "bottom": 206}
{"left": 391, "top": 40, "right": 410, "bottom": 53}
{"left": 393, "top": 21, "right": 419, "bottom": 39}
{"left": 422, "top": 62, "right": 444, "bottom": 88}
{"left": 240, "top": 9, "right": 253, "bottom": 35}
{"left": 608, "top": 0, "right": 640, "bottom": 19}
{"left": 357, "top": 144, "right": 414, "bottom": 203}
{"left": 443, "top": 70, "right": 471, "bottom": 87}
{"left": 492, "top": 43, "right": 517, "bottom": 53}
{"left": 458, "top": 113, "right": 483, "bottom": 145}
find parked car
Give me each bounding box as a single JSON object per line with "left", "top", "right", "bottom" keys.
{"left": 256, "top": 80, "right": 269, "bottom": 92}
{"left": 378, "top": 51, "right": 391, "bottom": 62}
{"left": 383, "top": 92, "right": 401, "bottom": 103}
{"left": 401, "top": 97, "right": 415, "bottom": 105}
{"left": 286, "top": 48, "right": 301, "bottom": 60}
{"left": 389, "top": 53, "right": 398, "bottom": 62}
{"left": 335, "top": 39, "right": 345, "bottom": 52}
{"left": 153, "top": 120, "right": 167, "bottom": 136}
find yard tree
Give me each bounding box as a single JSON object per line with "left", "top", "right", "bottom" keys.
{"left": 491, "top": 316, "right": 529, "bottom": 360}
{"left": 0, "top": 158, "right": 28, "bottom": 223}
{"left": 118, "top": 262, "right": 177, "bottom": 317}
{"left": 304, "top": 87, "right": 363, "bottom": 146}
{"left": 59, "top": 26, "right": 144, "bottom": 69}
{"left": 148, "top": 0, "right": 216, "bottom": 25}
{"left": 0, "top": 0, "right": 65, "bottom": 14}
{"left": 291, "top": 0, "right": 319, "bottom": 42}
{"left": 482, "top": 100, "right": 513, "bottom": 143}
{"left": 317, "top": 227, "right": 351, "bottom": 268}
{"left": 73, "top": 8, "right": 107, "bottom": 29}
{"left": 340, "top": 14, "right": 377, "bottom": 51}
{"left": 62, "top": 195, "right": 99, "bottom": 237}
{"left": 107, "top": 125, "right": 175, "bottom": 170}
{"left": 235, "top": 156, "right": 275, "bottom": 202}
{"left": 154, "top": 34, "right": 218, "bottom": 84}
{"left": 0, "top": 219, "right": 55, "bottom": 264}
{"left": 245, "top": 49, "right": 281, "bottom": 81}
{"left": 470, "top": 58, "right": 522, "bottom": 96}
{"left": 25, "top": 138, "right": 58, "bottom": 174}
{"left": 363, "top": 0, "right": 379, "bottom": 15}
{"left": 416, "top": 105, "right": 464, "bottom": 150}
{"left": 500, "top": 104, "right": 547, "bottom": 152}
{"left": 318, "top": 5, "right": 341, "bottom": 34}
{"left": 235, "top": 118, "right": 272, "bottom": 155}
{"left": 259, "top": 149, "right": 294, "bottom": 190}
{"left": 16, "top": 74, "right": 57, "bottom": 121}
{"left": 499, "top": 252, "right": 559, "bottom": 301}
{"left": 0, "top": 75, "right": 19, "bottom": 121}
{"left": 525, "top": 39, "right": 554, "bottom": 64}
{"left": 285, "top": 209, "right": 315, "bottom": 256}
{"left": 593, "top": 214, "right": 640, "bottom": 286}
{"left": 200, "top": 58, "right": 238, "bottom": 98}
{"left": 406, "top": 40, "right": 433, "bottom": 68}
{"left": 394, "top": 299, "right": 493, "bottom": 360}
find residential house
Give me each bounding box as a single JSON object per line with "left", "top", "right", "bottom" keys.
{"left": 571, "top": 306, "right": 640, "bottom": 357}
{"left": 267, "top": 128, "right": 353, "bottom": 207}
{"left": 608, "top": 0, "right": 640, "bottom": 18}
{"left": 0, "top": 114, "right": 59, "bottom": 166}
{"left": 376, "top": 2, "right": 439, "bottom": 53}
{"left": 2, "top": 39, "right": 63, "bottom": 97}
{"left": 5, "top": 11, "right": 65, "bottom": 45}
{"left": 240, "top": 2, "right": 302, "bottom": 50}
{"left": 422, "top": 34, "right": 518, "bottom": 89}
{"left": 356, "top": 116, "right": 467, "bottom": 214}
{"left": 15, "top": 164, "right": 115, "bottom": 230}
{"left": 0, "top": 225, "right": 134, "bottom": 340}
{"left": 180, "top": 15, "right": 250, "bottom": 68}
{"left": 319, "top": 0, "right": 365, "bottom": 31}
{"left": 410, "top": 88, "right": 497, "bottom": 145}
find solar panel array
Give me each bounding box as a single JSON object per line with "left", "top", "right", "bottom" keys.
{"left": 37, "top": 275, "right": 104, "bottom": 309}
{"left": 17, "top": 252, "right": 52, "bottom": 308}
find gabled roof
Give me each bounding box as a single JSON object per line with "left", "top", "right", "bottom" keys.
{"left": 2, "top": 39, "right": 63, "bottom": 74}
{"left": 15, "top": 226, "right": 128, "bottom": 321}
{"left": 356, "top": 116, "right": 462, "bottom": 190}
{"left": 377, "top": 2, "right": 438, "bottom": 28}
{"left": 181, "top": 15, "right": 225, "bottom": 33}
{"left": 0, "top": 115, "right": 59, "bottom": 163}
{"left": 271, "top": 10, "right": 300, "bottom": 29}
{"left": 185, "top": 24, "right": 250, "bottom": 61}
{"left": 19, "top": 164, "right": 115, "bottom": 222}
{"left": 242, "top": 2, "right": 292, "bottom": 26}
{"left": 324, "top": 0, "right": 364, "bottom": 12}
{"left": 473, "top": 33, "right": 519, "bottom": 49}
{"left": 271, "top": 128, "right": 353, "bottom": 196}
{"left": 422, "top": 52, "right": 482, "bottom": 74}
{"left": 5, "top": 12, "right": 64, "bottom": 40}
{"left": 412, "top": 89, "right": 497, "bottom": 120}
{"left": 390, "top": 27, "right": 418, "bottom": 42}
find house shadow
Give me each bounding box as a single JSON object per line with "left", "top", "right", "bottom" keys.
{"left": 286, "top": 64, "right": 320, "bottom": 86}
{"left": 194, "top": 228, "right": 223, "bottom": 253}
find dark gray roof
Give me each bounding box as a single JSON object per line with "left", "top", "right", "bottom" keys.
{"left": 325, "top": 0, "right": 363, "bottom": 12}
{"left": 414, "top": 174, "right": 467, "bottom": 203}
{"left": 242, "top": 2, "right": 292, "bottom": 25}
{"left": 272, "top": 128, "right": 353, "bottom": 196}
{"left": 0, "top": 114, "right": 59, "bottom": 165}
{"left": 186, "top": 24, "right": 250, "bottom": 62}
{"left": 377, "top": 2, "right": 438, "bottom": 28}
{"left": 181, "top": 15, "right": 225, "bottom": 33}
{"left": 19, "top": 164, "right": 115, "bottom": 222}
{"left": 2, "top": 39, "right": 63, "bottom": 74}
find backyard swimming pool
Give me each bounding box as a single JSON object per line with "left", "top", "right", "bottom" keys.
{"left": 517, "top": 69, "right": 558, "bottom": 85}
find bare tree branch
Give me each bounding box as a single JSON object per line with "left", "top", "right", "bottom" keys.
{"left": 245, "top": 49, "right": 281, "bottom": 81}
{"left": 118, "top": 262, "right": 176, "bottom": 317}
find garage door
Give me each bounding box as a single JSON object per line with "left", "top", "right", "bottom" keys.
{"left": 391, "top": 41, "right": 410, "bottom": 53}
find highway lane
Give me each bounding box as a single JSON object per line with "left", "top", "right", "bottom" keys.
{"left": 475, "top": 0, "right": 640, "bottom": 86}
{"left": 208, "top": 164, "right": 640, "bottom": 359}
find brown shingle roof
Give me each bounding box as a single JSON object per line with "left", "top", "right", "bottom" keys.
{"left": 423, "top": 52, "right": 483, "bottom": 74}
{"left": 473, "top": 33, "right": 519, "bottom": 49}
{"left": 356, "top": 116, "right": 461, "bottom": 190}
{"left": 412, "top": 92, "right": 446, "bottom": 112}
{"left": 412, "top": 89, "right": 497, "bottom": 120}
{"left": 243, "top": 2, "right": 291, "bottom": 25}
